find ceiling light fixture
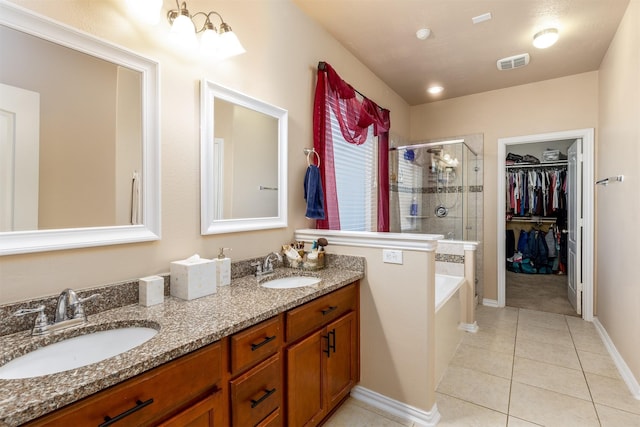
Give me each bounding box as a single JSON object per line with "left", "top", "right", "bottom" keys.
{"left": 427, "top": 86, "right": 444, "bottom": 95}
{"left": 472, "top": 12, "right": 492, "bottom": 24}
{"left": 533, "top": 28, "right": 559, "bottom": 49}
{"left": 416, "top": 28, "right": 431, "bottom": 40}
{"left": 166, "top": 0, "right": 245, "bottom": 60}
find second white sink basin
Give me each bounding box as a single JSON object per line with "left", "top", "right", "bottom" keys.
{"left": 261, "top": 276, "right": 321, "bottom": 289}
{"left": 0, "top": 326, "right": 158, "bottom": 379}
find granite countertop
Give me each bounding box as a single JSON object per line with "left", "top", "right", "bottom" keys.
{"left": 0, "top": 266, "right": 364, "bottom": 426}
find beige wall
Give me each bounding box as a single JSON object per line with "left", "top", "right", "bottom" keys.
{"left": 328, "top": 245, "right": 436, "bottom": 412}
{"left": 596, "top": 0, "right": 640, "bottom": 382}
{"left": 0, "top": 0, "right": 409, "bottom": 303}
{"left": 410, "top": 72, "right": 599, "bottom": 300}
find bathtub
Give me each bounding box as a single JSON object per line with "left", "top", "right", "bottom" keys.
{"left": 435, "top": 274, "right": 465, "bottom": 312}
{"left": 435, "top": 274, "right": 466, "bottom": 385}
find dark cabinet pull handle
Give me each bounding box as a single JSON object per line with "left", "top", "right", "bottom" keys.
{"left": 99, "top": 398, "right": 154, "bottom": 427}
{"left": 329, "top": 328, "right": 336, "bottom": 354}
{"left": 321, "top": 305, "right": 337, "bottom": 315}
{"left": 251, "top": 335, "right": 276, "bottom": 351}
{"left": 323, "top": 334, "right": 331, "bottom": 357}
{"left": 250, "top": 388, "right": 276, "bottom": 408}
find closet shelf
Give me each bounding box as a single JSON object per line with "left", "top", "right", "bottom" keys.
{"left": 505, "top": 161, "right": 567, "bottom": 169}
{"left": 508, "top": 216, "right": 557, "bottom": 223}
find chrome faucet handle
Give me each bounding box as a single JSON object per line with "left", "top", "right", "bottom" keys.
{"left": 263, "top": 252, "right": 282, "bottom": 271}
{"left": 14, "top": 305, "right": 49, "bottom": 336}
{"left": 71, "top": 293, "right": 101, "bottom": 320}
{"left": 251, "top": 262, "right": 263, "bottom": 275}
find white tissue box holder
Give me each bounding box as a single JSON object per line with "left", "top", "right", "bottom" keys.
{"left": 170, "top": 258, "right": 217, "bottom": 300}
{"left": 139, "top": 275, "right": 164, "bottom": 307}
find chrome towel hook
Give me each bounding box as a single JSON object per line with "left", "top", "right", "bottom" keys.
{"left": 595, "top": 175, "right": 624, "bottom": 186}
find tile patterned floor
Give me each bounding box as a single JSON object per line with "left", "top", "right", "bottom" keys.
{"left": 324, "top": 306, "right": 640, "bottom": 426}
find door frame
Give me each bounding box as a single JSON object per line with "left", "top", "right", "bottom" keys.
{"left": 497, "top": 128, "right": 595, "bottom": 321}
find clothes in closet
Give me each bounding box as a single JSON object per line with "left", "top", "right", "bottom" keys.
{"left": 505, "top": 163, "right": 568, "bottom": 275}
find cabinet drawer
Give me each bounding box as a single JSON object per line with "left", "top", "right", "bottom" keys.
{"left": 286, "top": 283, "right": 357, "bottom": 343}
{"left": 230, "top": 353, "right": 282, "bottom": 427}
{"left": 230, "top": 315, "right": 282, "bottom": 375}
{"left": 256, "top": 409, "right": 282, "bottom": 427}
{"left": 27, "top": 342, "right": 223, "bottom": 427}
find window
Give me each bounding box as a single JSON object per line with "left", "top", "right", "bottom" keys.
{"left": 312, "top": 62, "right": 390, "bottom": 231}
{"left": 331, "top": 107, "right": 378, "bottom": 231}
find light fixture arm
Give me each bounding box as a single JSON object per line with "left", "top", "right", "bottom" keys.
{"left": 167, "top": 2, "right": 231, "bottom": 34}
{"left": 167, "top": 0, "right": 189, "bottom": 25}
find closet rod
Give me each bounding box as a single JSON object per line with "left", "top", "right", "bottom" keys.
{"left": 505, "top": 161, "right": 567, "bottom": 169}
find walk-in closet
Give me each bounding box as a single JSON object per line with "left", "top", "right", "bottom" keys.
{"left": 504, "top": 139, "right": 578, "bottom": 316}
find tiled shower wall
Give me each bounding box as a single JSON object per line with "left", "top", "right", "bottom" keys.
{"left": 390, "top": 133, "right": 484, "bottom": 299}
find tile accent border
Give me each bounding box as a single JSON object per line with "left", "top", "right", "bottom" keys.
{"left": 593, "top": 317, "right": 640, "bottom": 400}
{"left": 436, "top": 254, "right": 464, "bottom": 264}
{"left": 350, "top": 385, "right": 441, "bottom": 426}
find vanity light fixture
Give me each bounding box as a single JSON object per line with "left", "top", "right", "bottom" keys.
{"left": 533, "top": 28, "right": 559, "bottom": 49}
{"left": 166, "top": 0, "right": 245, "bottom": 60}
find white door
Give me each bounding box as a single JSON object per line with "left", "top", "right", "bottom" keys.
{"left": 567, "top": 140, "right": 582, "bottom": 314}
{"left": 0, "top": 83, "right": 40, "bottom": 231}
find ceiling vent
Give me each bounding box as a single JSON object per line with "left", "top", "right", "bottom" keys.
{"left": 497, "top": 53, "right": 530, "bottom": 70}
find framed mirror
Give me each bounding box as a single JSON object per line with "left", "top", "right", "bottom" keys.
{"left": 201, "top": 80, "right": 288, "bottom": 234}
{"left": 0, "top": 2, "right": 160, "bottom": 255}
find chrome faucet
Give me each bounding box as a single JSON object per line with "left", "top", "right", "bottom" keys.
{"left": 14, "top": 288, "right": 100, "bottom": 336}
{"left": 253, "top": 252, "right": 282, "bottom": 277}
{"left": 55, "top": 288, "right": 100, "bottom": 322}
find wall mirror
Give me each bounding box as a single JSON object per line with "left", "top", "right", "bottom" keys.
{"left": 201, "top": 80, "right": 288, "bottom": 234}
{"left": 0, "top": 2, "right": 160, "bottom": 255}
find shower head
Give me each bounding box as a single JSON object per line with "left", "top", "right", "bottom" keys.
{"left": 426, "top": 146, "right": 443, "bottom": 154}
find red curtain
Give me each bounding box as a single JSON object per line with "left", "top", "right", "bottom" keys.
{"left": 313, "top": 62, "right": 390, "bottom": 231}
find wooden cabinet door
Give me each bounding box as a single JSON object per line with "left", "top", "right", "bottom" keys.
{"left": 325, "top": 311, "right": 357, "bottom": 409}
{"left": 286, "top": 329, "right": 325, "bottom": 427}
{"left": 157, "top": 392, "right": 220, "bottom": 427}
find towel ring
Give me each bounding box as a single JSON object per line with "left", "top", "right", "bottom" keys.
{"left": 305, "top": 148, "right": 321, "bottom": 168}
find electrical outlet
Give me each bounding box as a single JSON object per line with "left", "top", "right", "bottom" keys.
{"left": 382, "top": 249, "right": 403, "bottom": 265}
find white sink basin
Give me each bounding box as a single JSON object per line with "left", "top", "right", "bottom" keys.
{"left": 261, "top": 276, "right": 321, "bottom": 289}
{"left": 0, "top": 326, "right": 158, "bottom": 379}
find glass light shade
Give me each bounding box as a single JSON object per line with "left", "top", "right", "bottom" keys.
{"left": 428, "top": 86, "right": 444, "bottom": 94}
{"left": 200, "top": 28, "right": 220, "bottom": 57}
{"left": 170, "top": 14, "right": 197, "bottom": 48}
{"left": 533, "top": 28, "right": 559, "bottom": 49}
{"left": 217, "top": 31, "right": 246, "bottom": 59}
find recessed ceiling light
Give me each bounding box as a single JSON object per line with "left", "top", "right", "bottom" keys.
{"left": 427, "top": 86, "right": 444, "bottom": 95}
{"left": 416, "top": 28, "right": 431, "bottom": 40}
{"left": 533, "top": 28, "right": 559, "bottom": 48}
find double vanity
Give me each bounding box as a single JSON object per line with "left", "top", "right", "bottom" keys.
{"left": 0, "top": 258, "right": 364, "bottom": 426}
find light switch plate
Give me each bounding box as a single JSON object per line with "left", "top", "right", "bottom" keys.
{"left": 382, "top": 249, "right": 403, "bottom": 264}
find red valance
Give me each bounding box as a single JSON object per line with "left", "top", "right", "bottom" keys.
{"left": 313, "top": 61, "right": 390, "bottom": 231}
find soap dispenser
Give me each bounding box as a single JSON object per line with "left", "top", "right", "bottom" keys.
{"left": 215, "top": 248, "right": 231, "bottom": 286}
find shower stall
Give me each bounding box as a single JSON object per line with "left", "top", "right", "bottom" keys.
{"left": 389, "top": 138, "right": 479, "bottom": 240}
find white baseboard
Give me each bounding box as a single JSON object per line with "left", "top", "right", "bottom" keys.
{"left": 592, "top": 317, "right": 640, "bottom": 400}
{"left": 482, "top": 298, "right": 499, "bottom": 307}
{"left": 458, "top": 321, "right": 479, "bottom": 333}
{"left": 350, "top": 385, "right": 441, "bottom": 426}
